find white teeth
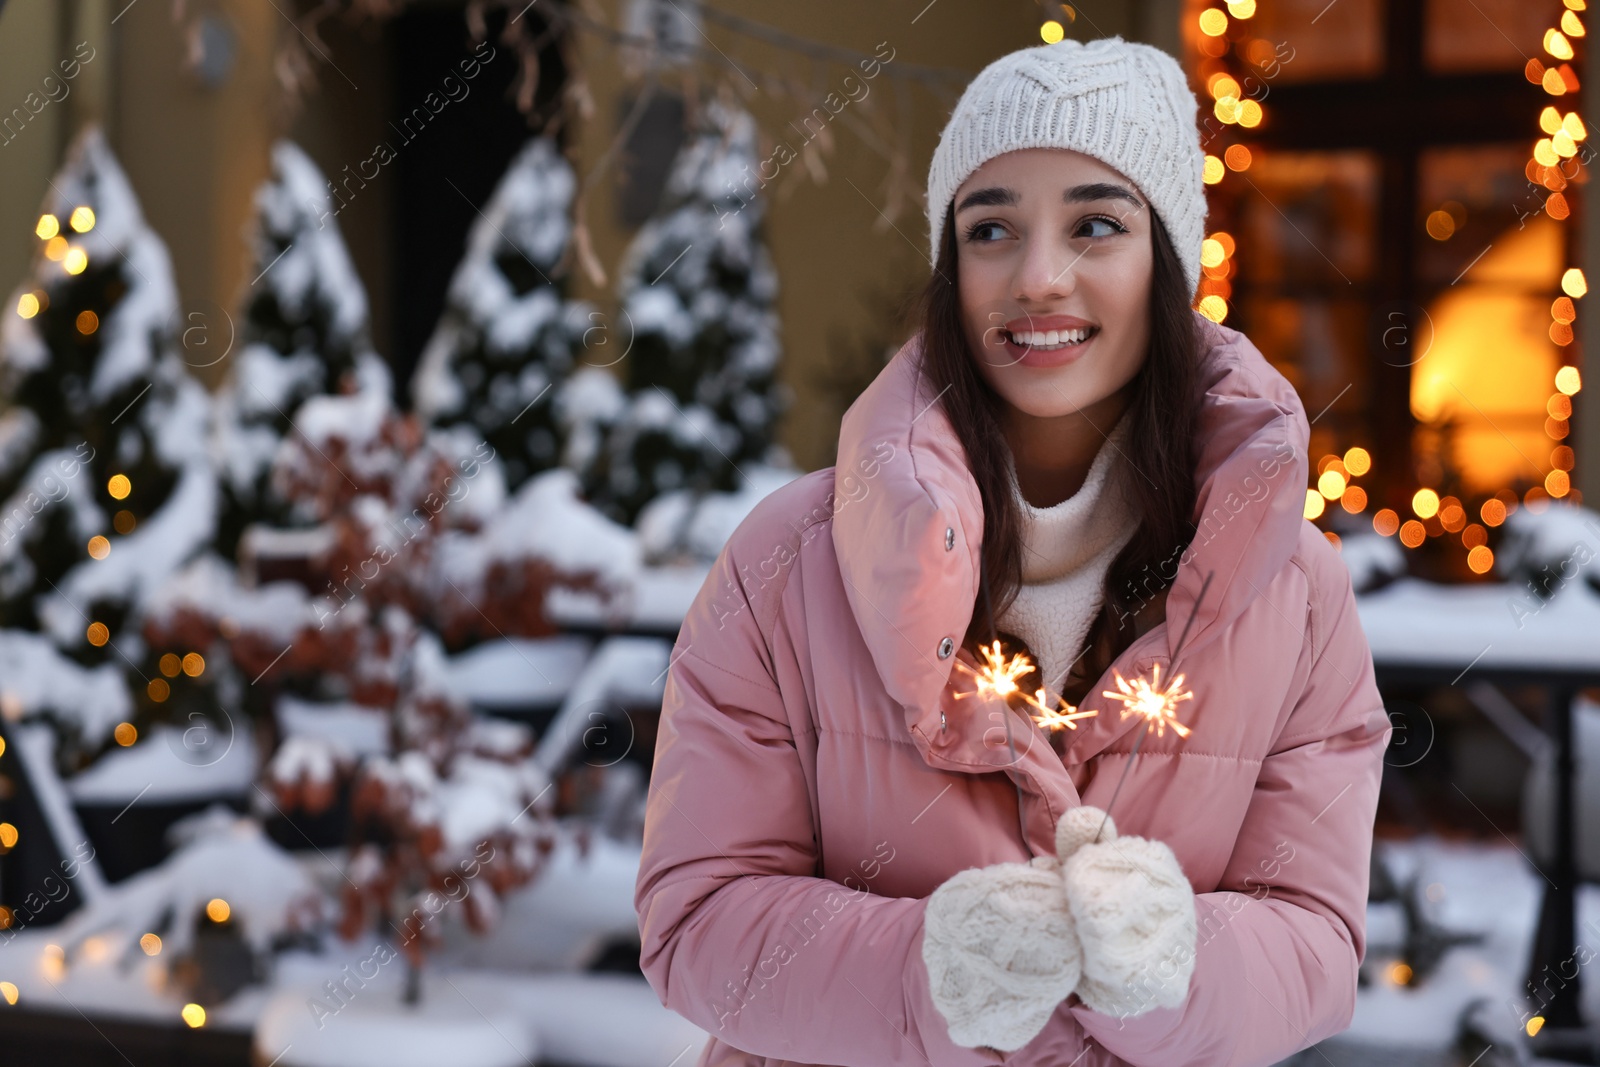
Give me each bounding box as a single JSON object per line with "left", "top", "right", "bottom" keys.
{"left": 1007, "top": 327, "right": 1095, "bottom": 349}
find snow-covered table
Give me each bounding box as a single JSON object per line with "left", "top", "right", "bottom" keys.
{"left": 1358, "top": 577, "right": 1600, "bottom": 1061}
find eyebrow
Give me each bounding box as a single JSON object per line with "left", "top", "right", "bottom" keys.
{"left": 954, "top": 182, "right": 1145, "bottom": 214}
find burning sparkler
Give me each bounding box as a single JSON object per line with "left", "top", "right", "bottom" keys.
{"left": 951, "top": 638, "right": 1099, "bottom": 732}
{"left": 1092, "top": 569, "right": 1216, "bottom": 842}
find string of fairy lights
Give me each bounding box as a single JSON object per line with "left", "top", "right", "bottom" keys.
{"left": 20, "top": 208, "right": 213, "bottom": 748}
{"left": 1037, "top": 2, "right": 1589, "bottom": 578}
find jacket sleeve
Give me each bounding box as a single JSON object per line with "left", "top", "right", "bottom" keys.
{"left": 1063, "top": 547, "right": 1392, "bottom": 1067}
{"left": 634, "top": 536, "right": 1005, "bottom": 1067}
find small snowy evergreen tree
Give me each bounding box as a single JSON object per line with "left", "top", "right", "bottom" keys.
{"left": 211, "top": 140, "right": 392, "bottom": 560}
{"left": 580, "top": 96, "right": 789, "bottom": 527}
{"left": 0, "top": 125, "right": 215, "bottom": 654}
{"left": 411, "top": 136, "right": 595, "bottom": 493}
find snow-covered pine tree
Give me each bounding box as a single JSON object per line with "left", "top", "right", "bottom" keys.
{"left": 0, "top": 125, "right": 215, "bottom": 655}
{"left": 411, "top": 136, "right": 595, "bottom": 493}
{"left": 211, "top": 140, "right": 392, "bottom": 560}
{"left": 580, "top": 95, "right": 789, "bottom": 527}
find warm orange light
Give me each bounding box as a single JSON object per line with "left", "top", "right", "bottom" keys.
{"left": 1400, "top": 520, "right": 1427, "bottom": 547}
{"left": 1481, "top": 499, "right": 1507, "bottom": 526}
{"left": 148, "top": 678, "right": 170, "bottom": 702}
{"left": 1341, "top": 486, "right": 1368, "bottom": 513}
{"left": 75, "top": 310, "right": 98, "bottom": 335}
{"left": 1203, "top": 155, "right": 1226, "bottom": 184}
{"left": 15, "top": 293, "right": 39, "bottom": 319}
{"left": 182, "top": 653, "right": 205, "bottom": 677}
{"left": 86, "top": 622, "right": 109, "bottom": 646}
{"left": 1462, "top": 523, "right": 1488, "bottom": 548}
{"left": 62, "top": 247, "right": 87, "bottom": 275}
{"left": 206, "top": 898, "right": 231, "bottom": 923}
{"left": 68, "top": 206, "right": 95, "bottom": 233}
{"left": 1562, "top": 267, "right": 1587, "bottom": 296}
{"left": 1412, "top": 488, "right": 1441, "bottom": 519}
{"left": 1529, "top": 1015, "right": 1547, "bottom": 1036}
{"left": 113, "top": 722, "right": 137, "bottom": 746}
{"left": 87, "top": 536, "right": 109, "bottom": 560}
{"left": 1318, "top": 470, "right": 1347, "bottom": 500}
{"left": 1555, "top": 366, "right": 1582, "bottom": 394}
{"left": 1468, "top": 545, "right": 1495, "bottom": 574}
{"left": 0, "top": 981, "right": 15, "bottom": 1005}
{"left": 159, "top": 653, "right": 181, "bottom": 677}
{"left": 1389, "top": 961, "right": 1414, "bottom": 985}
{"left": 0, "top": 824, "right": 16, "bottom": 850}
{"left": 1547, "top": 469, "right": 1571, "bottom": 496}
{"left": 1224, "top": 144, "right": 1252, "bottom": 170}
{"left": 1199, "top": 8, "right": 1229, "bottom": 35}
{"left": 1208, "top": 74, "right": 1242, "bottom": 100}
{"left": 1304, "top": 489, "right": 1325, "bottom": 519}
{"left": 1374, "top": 508, "right": 1400, "bottom": 536}
{"left": 140, "top": 933, "right": 162, "bottom": 956}
{"left": 1553, "top": 445, "right": 1576, "bottom": 470}
{"left": 1548, "top": 415, "right": 1572, "bottom": 439}
{"left": 182, "top": 1003, "right": 206, "bottom": 1028}
{"left": 1343, "top": 447, "right": 1372, "bottom": 476}
{"left": 1439, "top": 504, "right": 1466, "bottom": 532}
{"left": 107, "top": 474, "right": 131, "bottom": 500}
{"left": 35, "top": 214, "right": 59, "bottom": 240}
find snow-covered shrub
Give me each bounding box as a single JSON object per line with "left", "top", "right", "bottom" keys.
{"left": 412, "top": 136, "right": 597, "bottom": 493}
{"left": 211, "top": 140, "right": 392, "bottom": 560}
{"left": 0, "top": 124, "right": 216, "bottom": 648}
{"left": 578, "top": 95, "right": 790, "bottom": 528}
{"left": 1494, "top": 499, "right": 1600, "bottom": 599}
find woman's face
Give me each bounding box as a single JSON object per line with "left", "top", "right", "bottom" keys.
{"left": 954, "top": 148, "right": 1154, "bottom": 420}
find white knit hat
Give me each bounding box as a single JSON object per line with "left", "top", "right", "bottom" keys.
{"left": 926, "top": 35, "right": 1208, "bottom": 297}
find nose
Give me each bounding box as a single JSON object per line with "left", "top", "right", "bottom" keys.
{"left": 1013, "top": 232, "right": 1080, "bottom": 307}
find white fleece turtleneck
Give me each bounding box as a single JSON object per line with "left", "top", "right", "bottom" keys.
{"left": 994, "top": 413, "right": 1137, "bottom": 699}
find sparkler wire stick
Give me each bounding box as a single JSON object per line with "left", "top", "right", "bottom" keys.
{"left": 1092, "top": 569, "right": 1216, "bottom": 844}
{"left": 978, "top": 565, "right": 1032, "bottom": 847}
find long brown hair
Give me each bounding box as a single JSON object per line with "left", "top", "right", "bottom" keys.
{"left": 914, "top": 200, "right": 1203, "bottom": 707}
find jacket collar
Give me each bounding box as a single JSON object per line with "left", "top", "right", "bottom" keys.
{"left": 831, "top": 310, "right": 1310, "bottom": 774}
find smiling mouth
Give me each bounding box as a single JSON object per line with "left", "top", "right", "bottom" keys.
{"left": 1004, "top": 325, "right": 1099, "bottom": 351}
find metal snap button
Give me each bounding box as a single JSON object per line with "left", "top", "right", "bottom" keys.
{"left": 944, "top": 526, "right": 955, "bottom": 551}
{"left": 938, "top": 636, "right": 954, "bottom": 658}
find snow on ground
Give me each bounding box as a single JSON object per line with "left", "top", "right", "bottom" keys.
{"left": 66, "top": 722, "right": 259, "bottom": 804}
{"left": 1332, "top": 835, "right": 1600, "bottom": 1055}
{"left": 1357, "top": 576, "right": 1600, "bottom": 669}
{"left": 440, "top": 633, "right": 595, "bottom": 712}
{"left": 432, "top": 830, "right": 642, "bottom": 972}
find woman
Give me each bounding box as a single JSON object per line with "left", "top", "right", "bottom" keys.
{"left": 634, "top": 34, "right": 1390, "bottom": 1067}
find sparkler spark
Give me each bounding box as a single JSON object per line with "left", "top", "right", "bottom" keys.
{"left": 1100, "top": 662, "right": 1195, "bottom": 739}
{"left": 952, "top": 639, "right": 1099, "bottom": 731}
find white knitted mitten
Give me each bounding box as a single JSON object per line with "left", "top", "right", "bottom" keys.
{"left": 922, "top": 855, "right": 1082, "bottom": 1051}
{"left": 1056, "top": 805, "right": 1197, "bottom": 1018}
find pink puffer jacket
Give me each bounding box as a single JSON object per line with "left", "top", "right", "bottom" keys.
{"left": 635, "top": 309, "right": 1392, "bottom": 1067}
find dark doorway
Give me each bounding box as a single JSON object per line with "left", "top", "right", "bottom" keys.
{"left": 389, "top": 3, "right": 571, "bottom": 398}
